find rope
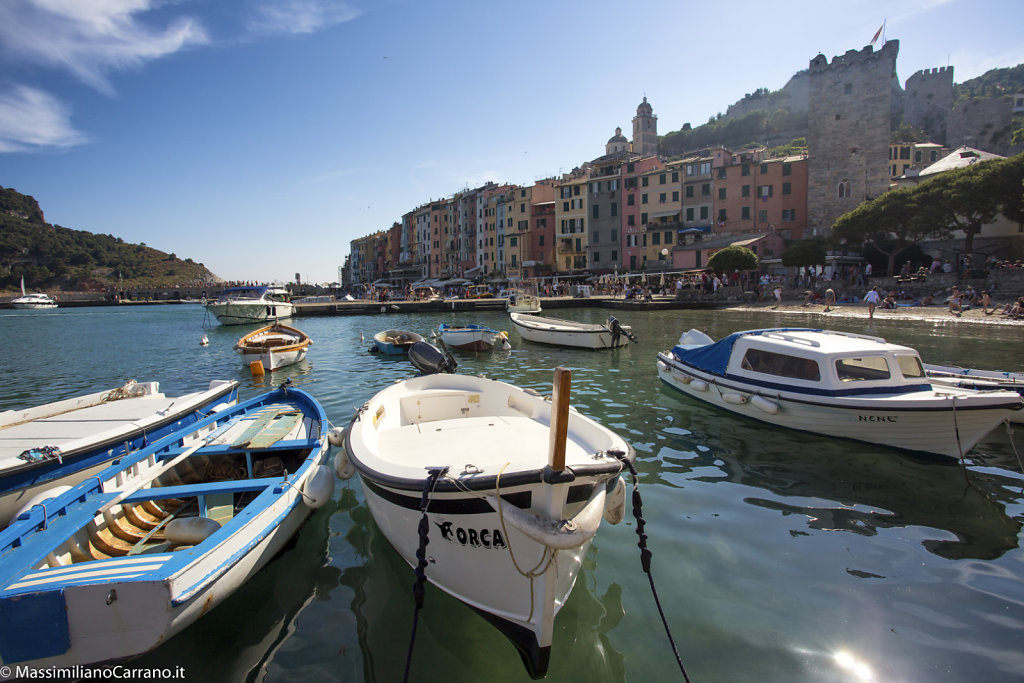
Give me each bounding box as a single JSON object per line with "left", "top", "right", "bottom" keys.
{"left": 102, "top": 380, "right": 139, "bottom": 403}
{"left": 611, "top": 452, "right": 691, "bottom": 682}
{"left": 951, "top": 395, "right": 965, "bottom": 464}
{"left": 403, "top": 466, "right": 448, "bottom": 683}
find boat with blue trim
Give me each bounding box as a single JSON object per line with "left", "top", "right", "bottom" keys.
{"left": 656, "top": 328, "right": 1023, "bottom": 458}
{"left": 0, "top": 380, "right": 239, "bottom": 526}
{"left": 0, "top": 383, "right": 333, "bottom": 668}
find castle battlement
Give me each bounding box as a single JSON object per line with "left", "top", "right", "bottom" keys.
{"left": 809, "top": 39, "right": 899, "bottom": 74}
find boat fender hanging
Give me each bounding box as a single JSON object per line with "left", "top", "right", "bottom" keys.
{"left": 751, "top": 395, "right": 780, "bottom": 415}
{"left": 721, "top": 392, "right": 748, "bottom": 405}
{"left": 334, "top": 448, "right": 357, "bottom": 480}
{"left": 603, "top": 477, "right": 626, "bottom": 525}
{"left": 328, "top": 426, "right": 347, "bottom": 447}
{"left": 13, "top": 485, "right": 72, "bottom": 523}
{"left": 484, "top": 487, "right": 607, "bottom": 550}
{"left": 691, "top": 379, "right": 709, "bottom": 392}
{"left": 671, "top": 370, "right": 693, "bottom": 384}
{"left": 302, "top": 465, "right": 335, "bottom": 508}
{"left": 165, "top": 517, "right": 222, "bottom": 545}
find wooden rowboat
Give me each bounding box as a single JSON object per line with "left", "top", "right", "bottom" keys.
{"left": 235, "top": 323, "right": 312, "bottom": 371}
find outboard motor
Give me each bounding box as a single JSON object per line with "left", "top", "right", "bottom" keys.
{"left": 606, "top": 316, "right": 638, "bottom": 345}
{"left": 408, "top": 340, "right": 458, "bottom": 375}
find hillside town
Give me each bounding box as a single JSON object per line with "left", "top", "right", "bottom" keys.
{"left": 344, "top": 39, "right": 1024, "bottom": 292}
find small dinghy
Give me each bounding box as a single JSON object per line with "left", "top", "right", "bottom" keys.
{"left": 340, "top": 342, "right": 633, "bottom": 677}
{"left": 511, "top": 312, "right": 637, "bottom": 349}
{"left": 235, "top": 323, "right": 312, "bottom": 371}
{"left": 371, "top": 329, "right": 424, "bottom": 355}
{"left": 0, "top": 383, "right": 333, "bottom": 668}
{"left": 0, "top": 380, "right": 239, "bottom": 526}
{"left": 437, "top": 323, "right": 508, "bottom": 351}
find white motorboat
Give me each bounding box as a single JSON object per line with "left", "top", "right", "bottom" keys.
{"left": 10, "top": 277, "right": 56, "bottom": 309}
{"left": 502, "top": 283, "right": 542, "bottom": 314}
{"left": 656, "top": 328, "right": 1023, "bottom": 458}
{"left": 235, "top": 323, "right": 312, "bottom": 371}
{"left": 0, "top": 384, "right": 333, "bottom": 669}
{"left": 205, "top": 286, "right": 294, "bottom": 325}
{"left": 437, "top": 323, "right": 508, "bottom": 351}
{"left": 0, "top": 380, "right": 239, "bottom": 526}
{"left": 511, "top": 313, "right": 637, "bottom": 349}
{"left": 339, "top": 366, "right": 633, "bottom": 677}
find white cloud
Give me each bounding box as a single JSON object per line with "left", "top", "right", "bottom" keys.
{"left": 0, "top": 0, "right": 208, "bottom": 94}
{"left": 0, "top": 85, "right": 89, "bottom": 152}
{"left": 247, "top": 0, "right": 361, "bottom": 36}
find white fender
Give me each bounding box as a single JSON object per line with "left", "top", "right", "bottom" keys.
{"left": 672, "top": 370, "right": 693, "bottom": 384}
{"left": 13, "top": 485, "right": 73, "bottom": 523}
{"left": 302, "top": 465, "right": 334, "bottom": 508}
{"left": 691, "top": 380, "right": 709, "bottom": 392}
{"left": 721, "top": 392, "right": 748, "bottom": 405}
{"left": 484, "top": 487, "right": 607, "bottom": 550}
{"left": 328, "top": 426, "right": 347, "bottom": 447}
{"left": 751, "top": 395, "right": 780, "bottom": 415}
{"left": 334, "top": 448, "right": 356, "bottom": 480}
{"left": 165, "top": 516, "right": 221, "bottom": 545}
{"left": 603, "top": 477, "right": 626, "bottom": 525}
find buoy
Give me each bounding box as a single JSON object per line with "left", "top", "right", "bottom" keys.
{"left": 380, "top": 306, "right": 386, "bottom": 313}
{"left": 165, "top": 517, "right": 221, "bottom": 545}
{"left": 334, "top": 448, "right": 356, "bottom": 480}
{"left": 751, "top": 395, "right": 780, "bottom": 415}
{"left": 500, "top": 331, "right": 511, "bottom": 350}
{"left": 13, "top": 485, "right": 72, "bottom": 523}
{"left": 691, "top": 379, "right": 709, "bottom": 392}
{"left": 328, "top": 426, "right": 347, "bottom": 447}
{"left": 359, "top": 332, "right": 364, "bottom": 343}
{"left": 722, "top": 392, "right": 748, "bottom": 405}
{"left": 249, "top": 360, "right": 265, "bottom": 377}
{"left": 200, "top": 335, "right": 209, "bottom": 346}
{"left": 603, "top": 477, "right": 626, "bottom": 525}
{"left": 302, "top": 465, "right": 334, "bottom": 508}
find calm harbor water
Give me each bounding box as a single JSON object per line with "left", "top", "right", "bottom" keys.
{"left": 2, "top": 304, "right": 1023, "bottom": 682}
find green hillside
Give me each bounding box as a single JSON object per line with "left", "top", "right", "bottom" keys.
{"left": 0, "top": 186, "right": 220, "bottom": 292}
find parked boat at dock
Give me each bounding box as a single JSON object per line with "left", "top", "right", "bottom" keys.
{"left": 339, "top": 364, "right": 632, "bottom": 678}
{"left": 11, "top": 277, "right": 57, "bottom": 309}
{"left": 205, "top": 286, "right": 294, "bottom": 325}
{"left": 0, "top": 380, "right": 239, "bottom": 526}
{"left": 234, "top": 323, "right": 312, "bottom": 372}
{"left": 656, "top": 328, "right": 1023, "bottom": 458}
{"left": 0, "top": 384, "right": 333, "bottom": 669}
{"left": 511, "top": 312, "right": 636, "bottom": 349}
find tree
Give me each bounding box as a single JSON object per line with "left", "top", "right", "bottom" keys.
{"left": 707, "top": 245, "right": 758, "bottom": 273}
{"left": 832, "top": 186, "right": 933, "bottom": 275}
{"left": 781, "top": 240, "right": 826, "bottom": 268}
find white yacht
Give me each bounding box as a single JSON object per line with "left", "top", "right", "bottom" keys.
{"left": 205, "top": 286, "right": 294, "bottom": 325}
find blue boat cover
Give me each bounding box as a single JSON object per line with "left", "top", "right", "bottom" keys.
{"left": 671, "top": 328, "right": 820, "bottom": 376}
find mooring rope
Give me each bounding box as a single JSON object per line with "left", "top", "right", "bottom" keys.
{"left": 611, "top": 451, "right": 691, "bottom": 682}
{"left": 403, "top": 466, "right": 448, "bottom": 683}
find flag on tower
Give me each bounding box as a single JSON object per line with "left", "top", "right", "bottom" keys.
{"left": 870, "top": 23, "right": 884, "bottom": 46}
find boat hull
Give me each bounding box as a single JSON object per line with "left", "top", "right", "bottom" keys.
{"left": 511, "top": 313, "right": 633, "bottom": 349}
{"left": 235, "top": 324, "right": 312, "bottom": 371}
{"left": 208, "top": 301, "right": 295, "bottom": 326}
{"left": 438, "top": 325, "right": 502, "bottom": 351}
{"left": 372, "top": 330, "right": 424, "bottom": 355}
{"left": 657, "top": 353, "right": 1020, "bottom": 458}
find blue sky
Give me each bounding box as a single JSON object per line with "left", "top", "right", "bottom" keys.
{"left": 1, "top": 0, "right": 1022, "bottom": 285}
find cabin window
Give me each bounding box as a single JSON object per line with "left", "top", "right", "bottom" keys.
{"left": 740, "top": 349, "right": 820, "bottom": 381}
{"left": 895, "top": 355, "right": 924, "bottom": 378}
{"left": 835, "top": 356, "right": 891, "bottom": 382}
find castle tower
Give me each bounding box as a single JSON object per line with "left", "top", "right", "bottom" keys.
{"left": 806, "top": 40, "right": 899, "bottom": 236}
{"left": 904, "top": 66, "right": 954, "bottom": 144}
{"left": 606, "top": 127, "right": 628, "bottom": 155}
{"left": 632, "top": 97, "right": 658, "bottom": 156}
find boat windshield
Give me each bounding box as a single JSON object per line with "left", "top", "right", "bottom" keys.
{"left": 835, "top": 356, "right": 891, "bottom": 382}
{"left": 740, "top": 349, "right": 821, "bottom": 381}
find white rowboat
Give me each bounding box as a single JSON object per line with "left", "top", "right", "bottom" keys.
{"left": 511, "top": 313, "right": 637, "bottom": 349}
{"left": 235, "top": 323, "right": 312, "bottom": 371}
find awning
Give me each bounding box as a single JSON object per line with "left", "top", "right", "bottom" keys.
{"left": 464, "top": 265, "right": 483, "bottom": 275}
{"left": 651, "top": 210, "right": 680, "bottom": 219}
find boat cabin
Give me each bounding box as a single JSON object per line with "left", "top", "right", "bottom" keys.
{"left": 682, "top": 329, "right": 931, "bottom": 393}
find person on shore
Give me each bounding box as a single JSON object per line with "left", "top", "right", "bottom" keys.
{"left": 824, "top": 288, "right": 836, "bottom": 312}
{"left": 771, "top": 286, "right": 782, "bottom": 309}
{"left": 948, "top": 286, "right": 962, "bottom": 316}
{"left": 863, "top": 286, "right": 881, "bottom": 319}
{"left": 881, "top": 291, "right": 897, "bottom": 309}
{"left": 981, "top": 290, "right": 992, "bottom": 315}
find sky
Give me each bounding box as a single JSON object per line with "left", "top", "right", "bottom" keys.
{"left": 1, "top": 0, "right": 1022, "bottom": 285}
